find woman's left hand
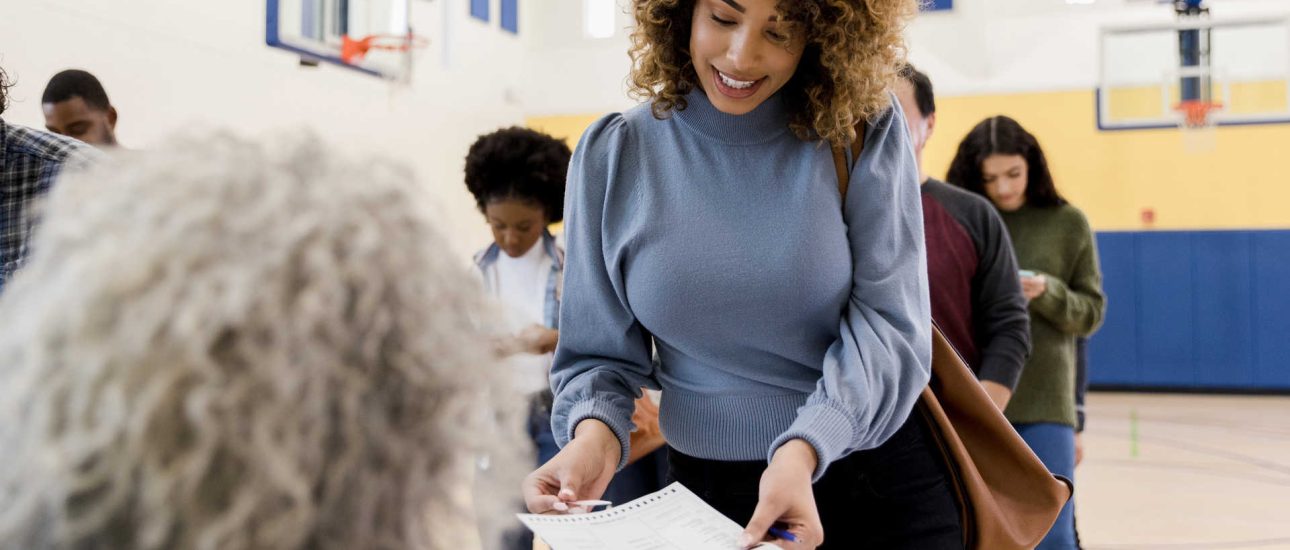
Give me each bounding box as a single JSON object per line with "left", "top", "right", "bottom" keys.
{"left": 1021, "top": 273, "right": 1048, "bottom": 301}
{"left": 740, "top": 440, "right": 823, "bottom": 549}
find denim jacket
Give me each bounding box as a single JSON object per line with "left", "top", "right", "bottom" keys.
{"left": 473, "top": 229, "right": 564, "bottom": 330}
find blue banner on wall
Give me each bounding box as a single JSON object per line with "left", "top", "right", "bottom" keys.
{"left": 924, "top": 0, "right": 953, "bottom": 11}
{"left": 470, "top": 0, "right": 489, "bottom": 22}
{"left": 501, "top": 0, "right": 518, "bottom": 34}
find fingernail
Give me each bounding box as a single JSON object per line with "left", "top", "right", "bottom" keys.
{"left": 552, "top": 501, "right": 568, "bottom": 512}
{"left": 738, "top": 533, "right": 753, "bottom": 547}
{"left": 558, "top": 488, "right": 574, "bottom": 499}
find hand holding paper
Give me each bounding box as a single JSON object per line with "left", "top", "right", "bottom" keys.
{"left": 519, "top": 483, "right": 784, "bottom": 550}
{"left": 523, "top": 419, "right": 620, "bottom": 514}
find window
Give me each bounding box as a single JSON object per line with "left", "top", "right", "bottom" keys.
{"left": 584, "top": 0, "right": 615, "bottom": 39}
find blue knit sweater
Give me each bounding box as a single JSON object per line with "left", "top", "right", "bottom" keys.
{"left": 550, "top": 89, "right": 931, "bottom": 480}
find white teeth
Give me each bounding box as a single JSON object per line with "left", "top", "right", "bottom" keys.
{"left": 719, "top": 71, "right": 756, "bottom": 89}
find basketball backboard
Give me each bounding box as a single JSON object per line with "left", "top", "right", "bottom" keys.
{"left": 1097, "top": 16, "right": 1290, "bottom": 131}
{"left": 266, "top": 0, "right": 418, "bottom": 81}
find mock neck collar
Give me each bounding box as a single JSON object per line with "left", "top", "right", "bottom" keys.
{"left": 672, "top": 87, "right": 790, "bottom": 145}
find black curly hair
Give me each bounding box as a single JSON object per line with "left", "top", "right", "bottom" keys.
{"left": 464, "top": 127, "right": 571, "bottom": 223}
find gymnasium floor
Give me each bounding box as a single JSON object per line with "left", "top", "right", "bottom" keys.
{"left": 1078, "top": 392, "right": 1290, "bottom": 549}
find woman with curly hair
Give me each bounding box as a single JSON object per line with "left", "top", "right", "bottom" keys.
{"left": 523, "top": 1, "right": 961, "bottom": 548}
{"left": 947, "top": 116, "right": 1105, "bottom": 549}
{"left": 0, "top": 133, "right": 528, "bottom": 550}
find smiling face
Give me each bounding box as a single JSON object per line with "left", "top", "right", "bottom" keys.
{"left": 689, "top": 0, "right": 805, "bottom": 116}
{"left": 981, "top": 154, "right": 1029, "bottom": 212}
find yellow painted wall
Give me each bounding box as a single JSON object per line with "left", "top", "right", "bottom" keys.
{"left": 528, "top": 114, "right": 607, "bottom": 150}
{"left": 1229, "top": 80, "right": 1290, "bottom": 115}
{"left": 525, "top": 114, "right": 607, "bottom": 235}
{"left": 530, "top": 89, "right": 1290, "bottom": 231}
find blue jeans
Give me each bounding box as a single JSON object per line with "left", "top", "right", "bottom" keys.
{"left": 1014, "top": 422, "right": 1077, "bottom": 550}
{"left": 532, "top": 410, "right": 560, "bottom": 465}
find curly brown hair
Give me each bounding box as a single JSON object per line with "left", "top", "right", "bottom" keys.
{"left": 628, "top": 0, "right": 917, "bottom": 146}
{"left": 0, "top": 65, "right": 11, "bottom": 115}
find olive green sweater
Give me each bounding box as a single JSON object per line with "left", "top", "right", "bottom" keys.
{"left": 999, "top": 204, "right": 1105, "bottom": 427}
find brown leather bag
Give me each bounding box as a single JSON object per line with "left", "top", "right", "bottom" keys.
{"left": 832, "top": 126, "right": 1072, "bottom": 550}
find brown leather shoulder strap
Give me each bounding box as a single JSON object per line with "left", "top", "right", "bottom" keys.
{"left": 831, "top": 123, "right": 866, "bottom": 202}
{"left": 831, "top": 145, "right": 850, "bottom": 201}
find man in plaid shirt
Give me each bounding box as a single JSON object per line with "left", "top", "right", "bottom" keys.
{"left": 1, "top": 65, "right": 99, "bottom": 292}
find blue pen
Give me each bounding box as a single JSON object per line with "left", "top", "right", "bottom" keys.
{"left": 767, "top": 525, "right": 798, "bottom": 543}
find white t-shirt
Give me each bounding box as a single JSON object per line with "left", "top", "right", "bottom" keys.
{"left": 493, "top": 238, "right": 548, "bottom": 330}
{"left": 483, "top": 238, "right": 556, "bottom": 394}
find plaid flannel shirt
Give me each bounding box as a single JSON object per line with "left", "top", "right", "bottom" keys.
{"left": 1, "top": 119, "right": 99, "bottom": 291}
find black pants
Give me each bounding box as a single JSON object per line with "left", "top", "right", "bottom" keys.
{"left": 667, "top": 412, "right": 963, "bottom": 549}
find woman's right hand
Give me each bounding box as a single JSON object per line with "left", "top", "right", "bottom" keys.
{"left": 1020, "top": 273, "right": 1048, "bottom": 301}
{"left": 741, "top": 439, "right": 824, "bottom": 549}
{"left": 522, "top": 418, "right": 621, "bottom": 514}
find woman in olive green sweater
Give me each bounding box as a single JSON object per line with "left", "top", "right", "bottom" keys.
{"left": 947, "top": 115, "right": 1105, "bottom": 550}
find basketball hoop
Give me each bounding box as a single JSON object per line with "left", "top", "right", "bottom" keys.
{"left": 340, "top": 33, "right": 429, "bottom": 65}
{"left": 1173, "top": 100, "right": 1221, "bottom": 152}
{"left": 1172, "top": 99, "right": 1222, "bottom": 128}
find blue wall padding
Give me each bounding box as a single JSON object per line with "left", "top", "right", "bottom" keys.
{"left": 1254, "top": 232, "right": 1290, "bottom": 387}
{"left": 1192, "top": 233, "right": 1255, "bottom": 388}
{"left": 1088, "top": 230, "right": 1290, "bottom": 390}
{"left": 1092, "top": 233, "right": 1139, "bottom": 384}
{"left": 1137, "top": 233, "right": 1195, "bottom": 385}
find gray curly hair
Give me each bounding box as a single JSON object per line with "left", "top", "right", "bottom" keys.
{"left": 0, "top": 132, "right": 528, "bottom": 549}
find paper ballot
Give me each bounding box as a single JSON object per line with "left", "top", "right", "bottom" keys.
{"left": 517, "top": 483, "right": 783, "bottom": 550}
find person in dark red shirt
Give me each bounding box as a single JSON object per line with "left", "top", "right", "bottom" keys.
{"left": 894, "top": 64, "right": 1031, "bottom": 410}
